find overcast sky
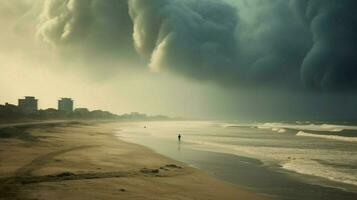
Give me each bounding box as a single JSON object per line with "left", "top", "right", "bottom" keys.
{"left": 1, "top": 0, "right": 357, "bottom": 121}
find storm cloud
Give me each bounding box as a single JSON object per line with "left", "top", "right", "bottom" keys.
{"left": 37, "top": 0, "right": 136, "bottom": 62}
{"left": 14, "top": 0, "right": 357, "bottom": 91}
{"left": 291, "top": 0, "right": 357, "bottom": 91}
{"left": 128, "top": 0, "right": 312, "bottom": 87}
{"left": 129, "top": 0, "right": 239, "bottom": 83}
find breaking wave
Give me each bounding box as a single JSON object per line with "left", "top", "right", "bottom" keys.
{"left": 297, "top": 131, "right": 357, "bottom": 143}
{"left": 257, "top": 123, "right": 353, "bottom": 132}
{"left": 282, "top": 159, "right": 357, "bottom": 186}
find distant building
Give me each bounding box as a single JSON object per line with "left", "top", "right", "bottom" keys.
{"left": 18, "top": 96, "right": 38, "bottom": 114}
{"left": 58, "top": 98, "right": 74, "bottom": 112}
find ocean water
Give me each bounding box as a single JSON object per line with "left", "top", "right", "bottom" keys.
{"left": 117, "top": 121, "right": 357, "bottom": 199}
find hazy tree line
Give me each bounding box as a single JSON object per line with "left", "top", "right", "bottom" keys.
{"left": 0, "top": 104, "right": 171, "bottom": 122}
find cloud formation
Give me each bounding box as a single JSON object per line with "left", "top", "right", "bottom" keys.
{"left": 129, "top": 0, "right": 239, "bottom": 83}
{"left": 291, "top": 0, "right": 357, "bottom": 91}
{"left": 4, "top": 0, "right": 357, "bottom": 91}
{"left": 128, "top": 0, "right": 313, "bottom": 87}
{"left": 37, "top": 0, "right": 136, "bottom": 62}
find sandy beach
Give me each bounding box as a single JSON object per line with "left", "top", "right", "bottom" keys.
{"left": 0, "top": 121, "right": 267, "bottom": 200}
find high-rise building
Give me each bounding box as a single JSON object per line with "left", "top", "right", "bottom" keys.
{"left": 58, "top": 98, "right": 74, "bottom": 112}
{"left": 18, "top": 96, "right": 38, "bottom": 114}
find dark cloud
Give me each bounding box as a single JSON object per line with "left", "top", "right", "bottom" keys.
{"left": 129, "top": 0, "right": 239, "bottom": 83}
{"left": 7, "top": 0, "right": 357, "bottom": 91}
{"left": 291, "top": 0, "right": 357, "bottom": 91}
{"left": 128, "top": 0, "right": 312, "bottom": 88}
{"left": 128, "top": 0, "right": 357, "bottom": 91}
{"left": 236, "top": 0, "right": 312, "bottom": 87}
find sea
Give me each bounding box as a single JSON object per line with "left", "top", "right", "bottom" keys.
{"left": 116, "top": 121, "right": 357, "bottom": 200}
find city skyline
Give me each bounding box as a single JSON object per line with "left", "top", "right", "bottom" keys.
{"left": 1, "top": 96, "right": 107, "bottom": 114}
{"left": 2, "top": 96, "right": 76, "bottom": 111}
{"left": 1, "top": 95, "right": 170, "bottom": 119}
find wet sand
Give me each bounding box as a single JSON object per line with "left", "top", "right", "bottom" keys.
{"left": 118, "top": 121, "right": 357, "bottom": 200}
{"left": 0, "top": 121, "right": 268, "bottom": 200}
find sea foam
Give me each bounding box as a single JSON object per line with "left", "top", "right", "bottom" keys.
{"left": 282, "top": 159, "right": 357, "bottom": 186}
{"left": 297, "top": 131, "right": 357, "bottom": 142}
{"left": 257, "top": 123, "right": 349, "bottom": 132}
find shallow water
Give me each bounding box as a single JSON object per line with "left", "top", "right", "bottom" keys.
{"left": 117, "top": 121, "right": 357, "bottom": 200}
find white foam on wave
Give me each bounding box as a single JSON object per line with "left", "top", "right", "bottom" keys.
{"left": 271, "top": 127, "right": 287, "bottom": 133}
{"left": 282, "top": 159, "right": 357, "bottom": 186}
{"left": 221, "top": 122, "right": 254, "bottom": 128}
{"left": 297, "top": 131, "right": 357, "bottom": 142}
{"left": 186, "top": 139, "right": 357, "bottom": 187}
{"left": 257, "top": 123, "right": 350, "bottom": 132}
{"left": 220, "top": 122, "right": 357, "bottom": 133}
{"left": 119, "top": 121, "right": 357, "bottom": 188}
{"left": 320, "top": 124, "right": 357, "bottom": 131}
{"left": 257, "top": 126, "right": 287, "bottom": 133}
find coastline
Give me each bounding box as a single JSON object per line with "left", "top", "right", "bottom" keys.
{"left": 117, "top": 121, "right": 357, "bottom": 200}
{"left": 0, "top": 121, "right": 267, "bottom": 200}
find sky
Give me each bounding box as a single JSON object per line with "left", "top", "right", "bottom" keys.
{"left": 1, "top": 0, "right": 357, "bottom": 121}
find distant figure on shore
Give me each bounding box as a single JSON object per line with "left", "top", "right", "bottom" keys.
{"left": 178, "top": 134, "right": 182, "bottom": 142}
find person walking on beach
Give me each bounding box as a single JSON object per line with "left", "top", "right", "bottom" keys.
{"left": 178, "top": 134, "right": 182, "bottom": 142}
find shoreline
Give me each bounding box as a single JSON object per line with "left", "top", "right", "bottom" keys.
{"left": 117, "top": 121, "right": 357, "bottom": 200}
{"left": 191, "top": 144, "right": 357, "bottom": 193}
{"left": 0, "top": 121, "right": 268, "bottom": 199}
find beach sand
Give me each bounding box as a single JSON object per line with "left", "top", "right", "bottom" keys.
{"left": 0, "top": 121, "right": 268, "bottom": 200}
